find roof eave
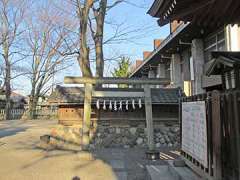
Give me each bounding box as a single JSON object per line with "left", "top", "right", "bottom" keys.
{"left": 130, "top": 23, "right": 190, "bottom": 78}
{"left": 147, "top": 0, "right": 165, "bottom": 17}
{"left": 206, "top": 54, "right": 240, "bottom": 76}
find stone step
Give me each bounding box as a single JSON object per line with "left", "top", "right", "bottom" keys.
{"left": 115, "top": 172, "right": 127, "bottom": 180}
{"left": 168, "top": 160, "right": 202, "bottom": 180}
{"left": 146, "top": 165, "right": 177, "bottom": 180}
{"left": 146, "top": 161, "right": 202, "bottom": 180}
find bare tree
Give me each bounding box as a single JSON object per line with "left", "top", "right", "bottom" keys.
{"left": 0, "top": 0, "right": 27, "bottom": 120}
{"left": 90, "top": 0, "right": 107, "bottom": 78}
{"left": 26, "top": 4, "right": 73, "bottom": 119}
{"left": 90, "top": 0, "right": 124, "bottom": 78}
{"left": 73, "top": 0, "right": 94, "bottom": 77}
{"left": 66, "top": 0, "right": 125, "bottom": 78}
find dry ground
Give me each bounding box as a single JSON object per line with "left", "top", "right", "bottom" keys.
{"left": 0, "top": 120, "right": 117, "bottom": 180}
{"left": 0, "top": 120, "right": 179, "bottom": 180}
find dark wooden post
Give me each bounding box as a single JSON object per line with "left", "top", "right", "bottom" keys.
{"left": 234, "top": 66, "right": 240, "bottom": 89}
{"left": 233, "top": 91, "right": 240, "bottom": 179}
{"left": 82, "top": 83, "right": 93, "bottom": 148}
{"left": 144, "top": 85, "right": 154, "bottom": 151}
{"left": 211, "top": 91, "right": 222, "bottom": 180}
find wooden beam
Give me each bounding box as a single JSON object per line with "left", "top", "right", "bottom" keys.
{"left": 207, "top": 0, "right": 227, "bottom": 26}
{"left": 225, "top": 0, "right": 240, "bottom": 26}
{"left": 64, "top": 77, "right": 170, "bottom": 85}
{"left": 208, "top": 0, "right": 232, "bottom": 27}
{"left": 144, "top": 85, "right": 155, "bottom": 151}
{"left": 197, "top": 0, "right": 216, "bottom": 26}
{"left": 93, "top": 91, "right": 144, "bottom": 98}
{"left": 168, "top": 0, "right": 214, "bottom": 22}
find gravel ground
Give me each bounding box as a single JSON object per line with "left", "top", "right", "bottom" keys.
{"left": 0, "top": 119, "right": 179, "bottom": 180}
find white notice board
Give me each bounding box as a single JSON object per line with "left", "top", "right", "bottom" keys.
{"left": 182, "top": 101, "right": 208, "bottom": 168}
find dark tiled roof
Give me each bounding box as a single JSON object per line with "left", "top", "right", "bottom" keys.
{"left": 206, "top": 51, "right": 240, "bottom": 76}
{"left": 49, "top": 86, "right": 181, "bottom": 105}
{"left": 151, "top": 88, "right": 180, "bottom": 104}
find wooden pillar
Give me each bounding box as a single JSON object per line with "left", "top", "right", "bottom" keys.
{"left": 212, "top": 91, "right": 222, "bottom": 180}
{"left": 82, "top": 83, "right": 93, "bottom": 148}
{"left": 233, "top": 91, "right": 240, "bottom": 179}
{"left": 234, "top": 66, "right": 240, "bottom": 89}
{"left": 171, "top": 54, "right": 182, "bottom": 88}
{"left": 191, "top": 39, "right": 205, "bottom": 95}
{"left": 144, "top": 85, "right": 154, "bottom": 151}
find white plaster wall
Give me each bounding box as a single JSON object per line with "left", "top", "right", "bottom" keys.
{"left": 227, "top": 25, "right": 240, "bottom": 51}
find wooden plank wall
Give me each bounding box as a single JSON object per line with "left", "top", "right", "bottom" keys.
{"left": 221, "top": 91, "right": 240, "bottom": 180}
{"left": 58, "top": 104, "right": 179, "bottom": 126}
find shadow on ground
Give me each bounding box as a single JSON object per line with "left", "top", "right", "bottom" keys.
{"left": 0, "top": 120, "right": 180, "bottom": 180}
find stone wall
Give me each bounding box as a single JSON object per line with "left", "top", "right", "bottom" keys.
{"left": 49, "top": 123, "right": 180, "bottom": 150}
{"left": 90, "top": 124, "right": 180, "bottom": 149}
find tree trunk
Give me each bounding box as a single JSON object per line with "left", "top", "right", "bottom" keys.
{"left": 28, "top": 73, "right": 45, "bottom": 119}
{"left": 28, "top": 82, "right": 38, "bottom": 119}
{"left": 78, "top": 0, "right": 93, "bottom": 77}
{"left": 79, "top": 19, "right": 92, "bottom": 77}
{"left": 28, "top": 71, "right": 37, "bottom": 119}
{"left": 95, "top": 38, "right": 104, "bottom": 77}
{"left": 4, "top": 60, "right": 11, "bottom": 120}
{"left": 94, "top": 0, "right": 107, "bottom": 78}
{"left": 28, "top": 95, "right": 38, "bottom": 119}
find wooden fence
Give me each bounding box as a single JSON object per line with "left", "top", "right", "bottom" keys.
{"left": 181, "top": 90, "right": 240, "bottom": 180}
{"left": 0, "top": 108, "right": 58, "bottom": 120}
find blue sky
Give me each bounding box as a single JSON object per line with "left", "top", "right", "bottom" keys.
{"left": 14, "top": 0, "right": 170, "bottom": 95}
{"left": 102, "top": 0, "right": 170, "bottom": 74}
{"left": 64, "top": 0, "right": 170, "bottom": 76}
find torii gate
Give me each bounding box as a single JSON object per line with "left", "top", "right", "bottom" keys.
{"left": 64, "top": 77, "right": 170, "bottom": 152}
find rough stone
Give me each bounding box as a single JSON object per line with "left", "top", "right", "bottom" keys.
{"left": 129, "top": 127, "right": 137, "bottom": 135}
{"left": 109, "top": 127, "right": 115, "bottom": 134}
{"left": 116, "top": 128, "right": 121, "bottom": 134}
{"left": 156, "top": 132, "right": 162, "bottom": 138}
{"left": 156, "top": 143, "right": 161, "bottom": 148}
{"left": 136, "top": 128, "right": 144, "bottom": 134}
{"left": 170, "top": 126, "right": 180, "bottom": 133}
{"left": 88, "top": 124, "right": 180, "bottom": 148}
{"left": 159, "top": 137, "right": 165, "bottom": 144}
{"left": 168, "top": 143, "right": 173, "bottom": 147}
{"left": 136, "top": 137, "right": 144, "bottom": 145}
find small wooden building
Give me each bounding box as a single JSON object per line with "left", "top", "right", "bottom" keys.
{"left": 206, "top": 51, "right": 240, "bottom": 90}
{"left": 49, "top": 86, "right": 181, "bottom": 126}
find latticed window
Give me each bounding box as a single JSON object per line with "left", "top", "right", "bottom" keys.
{"left": 204, "top": 29, "right": 226, "bottom": 62}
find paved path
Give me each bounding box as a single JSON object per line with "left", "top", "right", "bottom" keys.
{"left": 0, "top": 120, "right": 179, "bottom": 180}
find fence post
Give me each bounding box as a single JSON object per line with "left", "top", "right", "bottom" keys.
{"left": 233, "top": 91, "right": 240, "bottom": 179}
{"left": 211, "top": 90, "right": 222, "bottom": 180}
